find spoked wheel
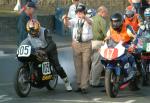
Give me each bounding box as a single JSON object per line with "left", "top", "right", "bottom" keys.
{"left": 46, "top": 65, "right": 58, "bottom": 90}
{"left": 14, "top": 65, "right": 31, "bottom": 97}
{"left": 105, "top": 69, "right": 119, "bottom": 98}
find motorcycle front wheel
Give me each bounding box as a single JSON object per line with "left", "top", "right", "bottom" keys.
{"left": 14, "top": 65, "right": 31, "bottom": 97}
{"left": 105, "top": 69, "right": 119, "bottom": 98}
{"left": 46, "top": 65, "right": 58, "bottom": 90}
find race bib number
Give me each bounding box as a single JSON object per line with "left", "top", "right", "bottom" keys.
{"left": 42, "top": 62, "right": 51, "bottom": 75}
{"left": 146, "top": 43, "right": 150, "bottom": 52}
{"left": 17, "top": 45, "right": 31, "bottom": 57}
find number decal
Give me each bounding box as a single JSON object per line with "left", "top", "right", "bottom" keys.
{"left": 42, "top": 62, "right": 51, "bottom": 75}
{"left": 17, "top": 45, "right": 31, "bottom": 57}
{"left": 104, "top": 48, "right": 118, "bottom": 60}
{"left": 146, "top": 43, "right": 150, "bottom": 52}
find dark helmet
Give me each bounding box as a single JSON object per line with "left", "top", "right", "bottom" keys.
{"left": 110, "top": 13, "right": 123, "bottom": 30}
{"left": 75, "top": 4, "right": 86, "bottom": 14}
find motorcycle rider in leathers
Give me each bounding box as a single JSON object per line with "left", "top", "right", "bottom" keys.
{"left": 19, "top": 19, "right": 73, "bottom": 92}
{"left": 135, "top": 8, "right": 150, "bottom": 86}
{"left": 105, "top": 13, "right": 140, "bottom": 91}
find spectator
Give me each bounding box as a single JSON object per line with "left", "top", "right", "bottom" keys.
{"left": 18, "top": 0, "right": 38, "bottom": 14}
{"left": 14, "top": 0, "right": 21, "bottom": 11}
{"left": 68, "top": 0, "right": 81, "bottom": 19}
{"left": 141, "top": 0, "right": 149, "bottom": 15}
{"left": 17, "top": 2, "right": 36, "bottom": 45}
{"left": 89, "top": 6, "right": 108, "bottom": 87}
{"left": 63, "top": 4, "right": 93, "bottom": 94}
{"left": 128, "top": 0, "right": 142, "bottom": 14}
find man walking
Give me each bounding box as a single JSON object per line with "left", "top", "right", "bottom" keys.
{"left": 90, "top": 6, "right": 108, "bottom": 87}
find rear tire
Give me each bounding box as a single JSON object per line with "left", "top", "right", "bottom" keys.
{"left": 105, "top": 69, "right": 118, "bottom": 98}
{"left": 46, "top": 65, "right": 58, "bottom": 90}
{"left": 14, "top": 65, "right": 31, "bottom": 97}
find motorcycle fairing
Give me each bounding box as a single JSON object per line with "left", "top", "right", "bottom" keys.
{"left": 100, "top": 42, "right": 125, "bottom": 60}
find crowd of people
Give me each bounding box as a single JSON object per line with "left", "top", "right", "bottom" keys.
{"left": 17, "top": 0, "right": 150, "bottom": 94}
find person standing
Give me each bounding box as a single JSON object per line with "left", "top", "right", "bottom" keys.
{"left": 89, "top": 6, "right": 108, "bottom": 87}
{"left": 17, "top": 1, "right": 36, "bottom": 45}
{"left": 63, "top": 4, "right": 93, "bottom": 94}
{"left": 68, "top": 0, "right": 81, "bottom": 19}
{"left": 128, "top": 0, "right": 142, "bottom": 14}
{"left": 14, "top": 0, "right": 21, "bottom": 11}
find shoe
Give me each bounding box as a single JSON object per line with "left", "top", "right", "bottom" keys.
{"left": 101, "top": 89, "right": 106, "bottom": 92}
{"left": 63, "top": 78, "right": 72, "bottom": 92}
{"left": 130, "top": 87, "right": 140, "bottom": 91}
{"left": 91, "top": 84, "right": 104, "bottom": 88}
{"left": 81, "top": 89, "right": 88, "bottom": 94}
{"left": 142, "top": 82, "right": 149, "bottom": 86}
{"left": 74, "top": 88, "right": 82, "bottom": 92}
{"left": 65, "top": 82, "right": 72, "bottom": 92}
{"left": 142, "top": 80, "right": 149, "bottom": 86}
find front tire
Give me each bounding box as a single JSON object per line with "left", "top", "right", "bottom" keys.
{"left": 105, "top": 69, "right": 118, "bottom": 98}
{"left": 46, "top": 65, "right": 58, "bottom": 90}
{"left": 14, "top": 65, "right": 31, "bottom": 97}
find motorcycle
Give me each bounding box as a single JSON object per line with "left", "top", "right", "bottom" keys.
{"left": 14, "top": 45, "right": 58, "bottom": 97}
{"left": 99, "top": 40, "right": 136, "bottom": 98}
{"left": 137, "top": 32, "right": 150, "bottom": 86}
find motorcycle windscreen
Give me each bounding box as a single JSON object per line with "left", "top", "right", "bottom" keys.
{"left": 100, "top": 42, "right": 125, "bottom": 60}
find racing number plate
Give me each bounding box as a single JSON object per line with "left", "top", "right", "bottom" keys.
{"left": 17, "top": 45, "right": 31, "bottom": 57}
{"left": 146, "top": 43, "right": 150, "bottom": 52}
{"left": 42, "top": 62, "right": 51, "bottom": 75}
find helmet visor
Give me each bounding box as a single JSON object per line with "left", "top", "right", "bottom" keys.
{"left": 111, "top": 20, "right": 122, "bottom": 29}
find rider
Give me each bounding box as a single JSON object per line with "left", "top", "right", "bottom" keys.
{"left": 19, "top": 19, "right": 73, "bottom": 92}
{"left": 105, "top": 13, "right": 140, "bottom": 91}
{"left": 138, "top": 8, "right": 150, "bottom": 37}
{"left": 135, "top": 8, "right": 150, "bottom": 86}
{"left": 124, "top": 8, "right": 143, "bottom": 33}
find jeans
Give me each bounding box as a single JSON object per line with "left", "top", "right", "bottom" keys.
{"left": 133, "top": 3, "right": 141, "bottom": 14}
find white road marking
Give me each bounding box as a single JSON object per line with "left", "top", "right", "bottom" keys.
{"left": 124, "top": 100, "right": 136, "bottom": 103}
{"left": 0, "top": 95, "right": 12, "bottom": 103}
{"left": 0, "top": 83, "right": 13, "bottom": 86}
{"left": 55, "top": 99, "right": 136, "bottom": 103}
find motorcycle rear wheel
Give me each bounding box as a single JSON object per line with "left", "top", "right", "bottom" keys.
{"left": 46, "top": 65, "right": 58, "bottom": 90}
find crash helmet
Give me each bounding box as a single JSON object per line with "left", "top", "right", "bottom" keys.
{"left": 144, "top": 8, "right": 150, "bottom": 22}
{"left": 125, "top": 9, "right": 135, "bottom": 20}
{"left": 144, "top": 8, "right": 150, "bottom": 31}
{"left": 26, "top": 19, "right": 41, "bottom": 37}
{"left": 110, "top": 13, "right": 124, "bottom": 31}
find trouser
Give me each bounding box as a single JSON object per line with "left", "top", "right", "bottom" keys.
{"left": 89, "top": 40, "right": 104, "bottom": 86}
{"left": 72, "top": 41, "right": 92, "bottom": 89}
{"left": 133, "top": 3, "right": 141, "bottom": 15}
{"left": 45, "top": 41, "right": 67, "bottom": 79}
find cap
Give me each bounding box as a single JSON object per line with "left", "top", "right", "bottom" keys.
{"left": 27, "top": 2, "right": 36, "bottom": 8}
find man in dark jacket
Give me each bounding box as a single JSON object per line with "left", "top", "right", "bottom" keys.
{"left": 17, "top": 2, "right": 36, "bottom": 45}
